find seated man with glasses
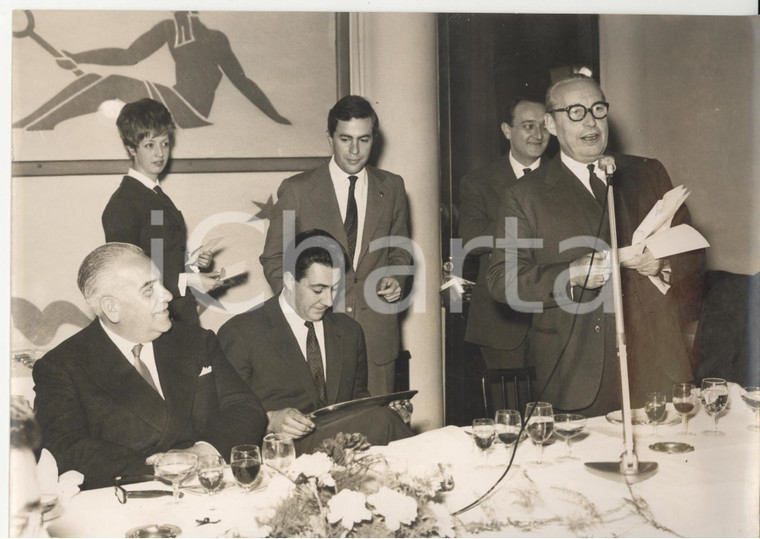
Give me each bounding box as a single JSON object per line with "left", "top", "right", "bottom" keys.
{"left": 487, "top": 74, "right": 704, "bottom": 416}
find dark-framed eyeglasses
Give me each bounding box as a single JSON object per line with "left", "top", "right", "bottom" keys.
{"left": 548, "top": 101, "right": 609, "bottom": 122}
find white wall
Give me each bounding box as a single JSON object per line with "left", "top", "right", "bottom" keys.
{"left": 600, "top": 15, "right": 760, "bottom": 275}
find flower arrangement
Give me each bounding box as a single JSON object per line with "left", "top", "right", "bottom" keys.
{"left": 263, "top": 433, "right": 462, "bottom": 537}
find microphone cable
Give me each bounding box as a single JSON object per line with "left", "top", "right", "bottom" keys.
{"left": 453, "top": 167, "right": 612, "bottom": 516}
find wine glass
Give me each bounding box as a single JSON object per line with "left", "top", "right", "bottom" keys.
{"left": 153, "top": 452, "right": 197, "bottom": 503}
{"left": 672, "top": 382, "right": 697, "bottom": 436}
{"left": 645, "top": 391, "right": 666, "bottom": 437}
{"left": 230, "top": 445, "right": 262, "bottom": 493}
{"left": 494, "top": 409, "right": 521, "bottom": 448}
{"left": 701, "top": 378, "right": 729, "bottom": 435}
{"left": 197, "top": 455, "right": 225, "bottom": 509}
{"left": 262, "top": 433, "right": 296, "bottom": 474}
{"left": 472, "top": 418, "right": 496, "bottom": 466}
{"left": 553, "top": 413, "right": 586, "bottom": 461}
{"left": 740, "top": 386, "right": 760, "bottom": 431}
{"left": 525, "top": 402, "right": 554, "bottom": 466}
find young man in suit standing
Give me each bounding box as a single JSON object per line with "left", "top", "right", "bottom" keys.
{"left": 459, "top": 97, "right": 550, "bottom": 371}
{"left": 260, "top": 96, "right": 412, "bottom": 397}
{"left": 32, "top": 243, "right": 267, "bottom": 489}
{"left": 222, "top": 231, "right": 412, "bottom": 454}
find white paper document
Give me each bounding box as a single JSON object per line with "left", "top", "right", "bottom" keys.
{"left": 642, "top": 224, "right": 710, "bottom": 259}
{"left": 619, "top": 185, "right": 709, "bottom": 294}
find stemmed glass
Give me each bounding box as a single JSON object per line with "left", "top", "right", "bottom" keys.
{"left": 262, "top": 433, "right": 296, "bottom": 474}
{"left": 495, "top": 410, "right": 521, "bottom": 448}
{"left": 553, "top": 413, "right": 586, "bottom": 461}
{"left": 153, "top": 452, "right": 198, "bottom": 503}
{"left": 740, "top": 386, "right": 760, "bottom": 431}
{"left": 197, "top": 455, "right": 225, "bottom": 509}
{"left": 525, "top": 402, "right": 554, "bottom": 467}
{"left": 645, "top": 391, "right": 666, "bottom": 437}
{"left": 471, "top": 418, "right": 496, "bottom": 466}
{"left": 230, "top": 445, "right": 262, "bottom": 493}
{"left": 672, "top": 382, "right": 697, "bottom": 436}
{"left": 701, "top": 378, "right": 729, "bottom": 436}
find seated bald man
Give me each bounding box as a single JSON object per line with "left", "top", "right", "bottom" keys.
{"left": 33, "top": 243, "right": 267, "bottom": 489}
{"left": 219, "top": 230, "right": 413, "bottom": 454}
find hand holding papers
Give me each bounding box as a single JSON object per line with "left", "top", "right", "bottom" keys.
{"left": 619, "top": 185, "right": 709, "bottom": 293}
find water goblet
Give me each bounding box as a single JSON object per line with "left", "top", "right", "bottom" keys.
{"left": 262, "top": 433, "right": 296, "bottom": 474}
{"left": 472, "top": 418, "right": 496, "bottom": 466}
{"left": 197, "top": 455, "right": 225, "bottom": 509}
{"left": 672, "top": 382, "right": 697, "bottom": 436}
{"left": 525, "top": 402, "right": 554, "bottom": 466}
{"left": 553, "top": 413, "right": 586, "bottom": 461}
{"left": 740, "top": 386, "right": 760, "bottom": 431}
{"left": 701, "top": 378, "right": 729, "bottom": 436}
{"left": 230, "top": 445, "right": 262, "bottom": 493}
{"left": 645, "top": 391, "right": 666, "bottom": 437}
{"left": 153, "top": 452, "right": 197, "bottom": 503}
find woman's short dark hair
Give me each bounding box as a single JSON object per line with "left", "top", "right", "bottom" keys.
{"left": 116, "top": 98, "right": 175, "bottom": 152}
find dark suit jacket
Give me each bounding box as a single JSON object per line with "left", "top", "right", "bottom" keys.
{"left": 102, "top": 176, "right": 197, "bottom": 323}
{"left": 32, "top": 320, "right": 267, "bottom": 489}
{"left": 458, "top": 155, "right": 531, "bottom": 350}
{"left": 218, "top": 296, "right": 371, "bottom": 413}
{"left": 488, "top": 153, "right": 704, "bottom": 409}
{"left": 259, "top": 162, "right": 412, "bottom": 369}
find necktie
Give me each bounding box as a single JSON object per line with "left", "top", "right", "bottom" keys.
{"left": 131, "top": 343, "right": 159, "bottom": 393}
{"left": 344, "top": 175, "right": 358, "bottom": 261}
{"left": 522, "top": 167, "right": 532, "bottom": 177}
{"left": 304, "top": 322, "right": 327, "bottom": 407}
{"left": 588, "top": 164, "right": 607, "bottom": 206}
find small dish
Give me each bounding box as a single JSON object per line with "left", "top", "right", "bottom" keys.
{"left": 649, "top": 441, "right": 694, "bottom": 454}
{"left": 125, "top": 524, "right": 182, "bottom": 538}
{"left": 605, "top": 406, "right": 681, "bottom": 427}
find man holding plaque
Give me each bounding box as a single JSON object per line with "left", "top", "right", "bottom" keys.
{"left": 220, "top": 230, "right": 413, "bottom": 454}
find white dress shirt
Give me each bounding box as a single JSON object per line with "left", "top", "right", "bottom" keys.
{"left": 127, "top": 167, "right": 160, "bottom": 190}
{"left": 100, "top": 320, "right": 165, "bottom": 399}
{"left": 329, "top": 157, "right": 367, "bottom": 269}
{"left": 278, "top": 293, "right": 327, "bottom": 380}
{"left": 509, "top": 152, "right": 541, "bottom": 179}
{"left": 559, "top": 152, "right": 607, "bottom": 196}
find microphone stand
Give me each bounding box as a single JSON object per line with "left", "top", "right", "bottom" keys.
{"left": 584, "top": 159, "right": 658, "bottom": 483}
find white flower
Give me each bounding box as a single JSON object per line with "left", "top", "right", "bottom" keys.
{"left": 327, "top": 489, "right": 372, "bottom": 529}
{"left": 428, "top": 502, "right": 456, "bottom": 537}
{"left": 367, "top": 486, "right": 418, "bottom": 531}
{"left": 290, "top": 452, "right": 335, "bottom": 487}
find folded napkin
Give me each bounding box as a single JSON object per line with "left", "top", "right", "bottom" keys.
{"left": 37, "top": 449, "right": 83, "bottom": 504}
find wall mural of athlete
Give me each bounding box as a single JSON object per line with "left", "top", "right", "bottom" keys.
{"left": 13, "top": 10, "right": 291, "bottom": 131}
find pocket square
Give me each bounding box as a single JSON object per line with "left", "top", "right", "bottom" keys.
{"left": 199, "top": 366, "right": 213, "bottom": 376}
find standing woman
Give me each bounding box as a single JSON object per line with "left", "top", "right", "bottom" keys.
{"left": 103, "top": 98, "right": 218, "bottom": 324}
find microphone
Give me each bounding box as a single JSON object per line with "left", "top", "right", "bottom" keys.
{"left": 599, "top": 155, "right": 616, "bottom": 179}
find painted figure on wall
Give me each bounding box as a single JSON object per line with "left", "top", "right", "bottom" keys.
{"left": 13, "top": 10, "right": 291, "bottom": 131}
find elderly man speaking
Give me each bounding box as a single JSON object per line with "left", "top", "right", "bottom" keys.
{"left": 33, "top": 243, "right": 267, "bottom": 489}
{"left": 488, "top": 74, "right": 703, "bottom": 415}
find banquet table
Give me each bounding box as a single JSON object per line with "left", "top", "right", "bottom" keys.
{"left": 45, "top": 383, "right": 759, "bottom": 537}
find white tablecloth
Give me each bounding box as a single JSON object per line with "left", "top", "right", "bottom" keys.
{"left": 46, "top": 383, "right": 759, "bottom": 537}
